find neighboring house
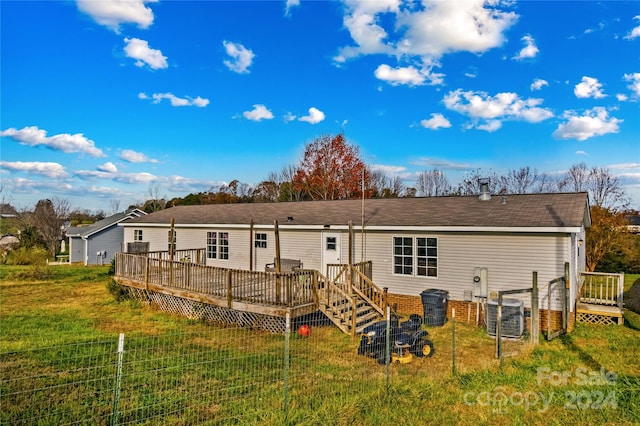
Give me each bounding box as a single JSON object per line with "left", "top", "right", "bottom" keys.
{"left": 120, "top": 191, "right": 590, "bottom": 323}
{"left": 626, "top": 215, "right": 640, "bottom": 234}
{"left": 67, "top": 209, "right": 146, "bottom": 265}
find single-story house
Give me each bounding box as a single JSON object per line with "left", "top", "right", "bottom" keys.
{"left": 67, "top": 208, "right": 146, "bottom": 265}
{"left": 120, "top": 191, "right": 590, "bottom": 329}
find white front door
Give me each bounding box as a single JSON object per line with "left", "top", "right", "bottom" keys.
{"left": 322, "top": 232, "right": 341, "bottom": 275}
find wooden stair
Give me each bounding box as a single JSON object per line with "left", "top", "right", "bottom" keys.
{"left": 316, "top": 265, "right": 386, "bottom": 336}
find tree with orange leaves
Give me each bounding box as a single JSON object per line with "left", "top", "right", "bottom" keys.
{"left": 293, "top": 134, "right": 366, "bottom": 200}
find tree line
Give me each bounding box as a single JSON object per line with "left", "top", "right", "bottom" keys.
{"left": 1, "top": 133, "right": 637, "bottom": 272}
{"left": 156, "top": 134, "right": 629, "bottom": 212}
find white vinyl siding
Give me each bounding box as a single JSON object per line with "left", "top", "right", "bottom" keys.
{"left": 358, "top": 231, "right": 571, "bottom": 310}
{"left": 121, "top": 225, "right": 577, "bottom": 311}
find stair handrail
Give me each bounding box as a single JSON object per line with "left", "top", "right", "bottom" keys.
{"left": 316, "top": 271, "right": 356, "bottom": 334}
{"left": 350, "top": 266, "right": 386, "bottom": 316}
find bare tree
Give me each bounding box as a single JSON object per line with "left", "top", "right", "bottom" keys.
{"left": 587, "top": 166, "right": 628, "bottom": 210}
{"left": 144, "top": 183, "right": 166, "bottom": 212}
{"left": 109, "top": 199, "right": 121, "bottom": 215}
{"left": 272, "top": 165, "right": 305, "bottom": 201}
{"left": 498, "top": 167, "right": 541, "bottom": 194}
{"left": 416, "top": 169, "right": 451, "bottom": 196}
{"left": 559, "top": 162, "right": 590, "bottom": 192}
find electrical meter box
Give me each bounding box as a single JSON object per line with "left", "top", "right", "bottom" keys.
{"left": 473, "top": 267, "right": 488, "bottom": 298}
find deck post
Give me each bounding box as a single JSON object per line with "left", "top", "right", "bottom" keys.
{"left": 563, "top": 262, "right": 569, "bottom": 333}
{"left": 531, "top": 272, "right": 539, "bottom": 345}
{"left": 383, "top": 287, "right": 388, "bottom": 318}
{"left": 144, "top": 256, "right": 150, "bottom": 290}
{"left": 249, "top": 219, "right": 254, "bottom": 272}
{"left": 274, "top": 220, "right": 281, "bottom": 304}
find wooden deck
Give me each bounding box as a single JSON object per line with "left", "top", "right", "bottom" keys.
{"left": 114, "top": 251, "right": 386, "bottom": 334}
{"left": 114, "top": 251, "right": 320, "bottom": 326}
{"left": 576, "top": 272, "right": 624, "bottom": 325}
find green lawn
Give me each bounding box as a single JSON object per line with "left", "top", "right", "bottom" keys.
{"left": 1, "top": 264, "right": 638, "bottom": 425}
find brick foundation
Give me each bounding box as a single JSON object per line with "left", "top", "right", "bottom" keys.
{"left": 388, "top": 293, "right": 575, "bottom": 334}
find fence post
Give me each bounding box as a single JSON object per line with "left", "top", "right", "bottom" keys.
{"left": 284, "top": 312, "right": 290, "bottom": 424}
{"left": 451, "top": 308, "right": 456, "bottom": 375}
{"left": 385, "top": 305, "right": 391, "bottom": 394}
{"left": 111, "top": 333, "right": 125, "bottom": 426}
{"left": 532, "top": 272, "right": 539, "bottom": 345}
{"left": 496, "top": 295, "right": 502, "bottom": 360}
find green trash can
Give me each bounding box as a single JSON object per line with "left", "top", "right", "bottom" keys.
{"left": 420, "top": 289, "right": 449, "bottom": 326}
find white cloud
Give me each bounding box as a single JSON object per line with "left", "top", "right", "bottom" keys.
{"left": 624, "top": 73, "right": 640, "bottom": 97}
{"left": 576, "top": 150, "right": 588, "bottom": 156}
{"left": 369, "top": 164, "right": 407, "bottom": 175}
{"left": 336, "top": 0, "right": 517, "bottom": 65}
{"left": 442, "top": 89, "right": 553, "bottom": 131}
{"left": 0, "top": 161, "right": 67, "bottom": 179}
{"left": 119, "top": 149, "right": 158, "bottom": 163}
{"left": 0, "top": 125, "right": 105, "bottom": 157}
{"left": 223, "top": 41, "right": 255, "bottom": 74}
{"left": 420, "top": 113, "right": 451, "bottom": 130}
{"left": 284, "top": 0, "right": 300, "bottom": 16}
{"left": 141, "top": 92, "right": 210, "bottom": 107}
{"left": 476, "top": 120, "right": 502, "bottom": 132}
{"left": 243, "top": 104, "right": 274, "bottom": 121}
{"left": 397, "top": 1, "right": 518, "bottom": 57}
{"left": 374, "top": 64, "right": 439, "bottom": 86}
{"left": 553, "top": 107, "right": 622, "bottom": 141}
{"left": 124, "top": 38, "right": 168, "bottom": 70}
{"left": 574, "top": 76, "right": 606, "bottom": 99}
{"left": 76, "top": 0, "right": 156, "bottom": 32}
{"left": 530, "top": 78, "right": 548, "bottom": 91}
{"left": 114, "top": 172, "right": 158, "bottom": 184}
{"left": 333, "top": 1, "right": 399, "bottom": 63}
{"left": 513, "top": 34, "right": 539, "bottom": 60}
{"left": 410, "top": 157, "right": 474, "bottom": 171}
{"left": 624, "top": 15, "right": 640, "bottom": 40}
{"left": 98, "top": 162, "right": 118, "bottom": 173}
{"left": 284, "top": 112, "right": 297, "bottom": 122}
{"left": 298, "top": 107, "right": 325, "bottom": 124}
{"left": 616, "top": 93, "right": 628, "bottom": 102}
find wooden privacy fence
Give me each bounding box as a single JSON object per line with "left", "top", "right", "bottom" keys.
{"left": 115, "top": 252, "right": 317, "bottom": 308}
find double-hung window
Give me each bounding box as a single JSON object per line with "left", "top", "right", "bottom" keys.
{"left": 134, "top": 230, "right": 143, "bottom": 241}
{"left": 393, "top": 236, "right": 437, "bottom": 277}
{"left": 255, "top": 233, "right": 267, "bottom": 249}
{"left": 207, "top": 231, "right": 229, "bottom": 260}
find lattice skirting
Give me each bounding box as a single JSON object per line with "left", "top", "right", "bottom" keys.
{"left": 576, "top": 312, "right": 622, "bottom": 326}
{"left": 125, "top": 287, "right": 288, "bottom": 333}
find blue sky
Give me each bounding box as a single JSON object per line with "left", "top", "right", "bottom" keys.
{"left": 2, "top": 0, "right": 639, "bottom": 213}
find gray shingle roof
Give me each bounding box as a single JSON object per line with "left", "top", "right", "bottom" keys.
{"left": 67, "top": 208, "right": 146, "bottom": 237}
{"left": 123, "top": 193, "right": 590, "bottom": 229}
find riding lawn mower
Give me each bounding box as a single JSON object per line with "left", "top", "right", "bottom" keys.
{"left": 357, "top": 314, "right": 434, "bottom": 364}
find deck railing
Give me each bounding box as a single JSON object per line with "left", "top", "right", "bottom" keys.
{"left": 578, "top": 271, "right": 624, "bottom": 308}
{"left": 115, "top": 252, "right": 316, "bottom": 308}
{"left": 325, "top": 261, "right": 385, "bottom": 314}
{"left": 140, "top": 248, "right": 206, "bottom": 264}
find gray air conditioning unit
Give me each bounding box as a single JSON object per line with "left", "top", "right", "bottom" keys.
{"left": 487, "top": 298, "right": 524, "bottom": 338}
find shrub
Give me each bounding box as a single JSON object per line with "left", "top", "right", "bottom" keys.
{"left": 7, "top": 246, "right": 49, "bottom": 265}
{"left": 106, "top": 279, "right": 131, "bottom": 302}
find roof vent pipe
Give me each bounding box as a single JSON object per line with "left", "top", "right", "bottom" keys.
{"left": 478, "top": 178, "right": 491, "bottom": 201}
